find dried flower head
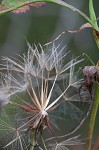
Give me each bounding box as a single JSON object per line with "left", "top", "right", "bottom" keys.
{"left": 0, "top": 42, "right": 84, "bottom": 149}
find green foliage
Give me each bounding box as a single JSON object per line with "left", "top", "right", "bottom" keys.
{"left": 89, "top": 0, "right": 99, "bottom": 30}
{"left": 89, "top": 0, "right": 99, "bottom": 48}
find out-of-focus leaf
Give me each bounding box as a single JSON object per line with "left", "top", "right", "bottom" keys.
{"left": 12, "top": 2, "right": 46, "bottom": 14}
{"left": 0, "top": 0, "right": 46, "bottom": 14}
{"left": 0, "top": 0, "right": 91, "bottom": 24}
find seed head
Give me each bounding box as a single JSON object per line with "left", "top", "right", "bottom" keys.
{"left": 0, "top": 42, "right": 84, "bottom": 149}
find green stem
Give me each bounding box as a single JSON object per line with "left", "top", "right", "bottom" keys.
{"left": 30, "top": 129, "right": 36, "bottom": 150}
{"left": 41, "top": 135, "right": 47, "bottom": 150}
{"left": 89, "top": 0, "right": 99, "bottom": 30}
{"left": 86, "top": 85, "right": 99, "bottom": 150}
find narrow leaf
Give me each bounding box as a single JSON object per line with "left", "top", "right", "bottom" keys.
{"left": 89, "top": 0, "right": 99, "bottom": 30}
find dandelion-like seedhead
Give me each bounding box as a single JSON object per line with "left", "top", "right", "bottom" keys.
{"left": 0, "top": 42, "right": 85, "bottom": 149}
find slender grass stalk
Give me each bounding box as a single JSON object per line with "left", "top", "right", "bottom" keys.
{"left": 30, "top": 129, "right": 36, "bottom": 150}
{"left": 86, "top": 85, "right": 99, "bottom": 150}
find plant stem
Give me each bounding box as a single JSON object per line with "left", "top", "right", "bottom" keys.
{"left": 83, "top": 53, "right": 95, "bottom": 65}
{"left": 41, "top": 135, "right": 47, "bottom": 150}
{"left": 30, "top": 129, "right": 36, "bottom": 150}
{"left": 86, "top": 85, "right": 99, "bottom": 150}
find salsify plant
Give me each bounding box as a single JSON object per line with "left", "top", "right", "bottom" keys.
{"left": 0, "top": 42, "right": 86, "bottom": 150}
{"left": 0, "top": 0, "right": 99, "bottom": 150}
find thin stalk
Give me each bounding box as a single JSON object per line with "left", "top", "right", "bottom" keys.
{"left": 41, "top": 69, "right": 44, "bottom": 107}
{"left": 17, "top": 131, "right": 24, "bottom": 150}
{"left": 86, "top": 85, "right": 99, "bottom": 150}
{"left": 83, "top": 53, "right": 95, "bottom": 66}
{"left": 30, "top": 129, "right": 36, "bottom": 150}
{"left": 86, "top": 1, "right": 99, "bottom": 145}
{"left": 41, "top": 135, "right": 47, "bottom": 150}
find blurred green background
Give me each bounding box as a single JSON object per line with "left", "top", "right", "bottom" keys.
{"left": 0, "top": 0, "right": 99, "bottom": 149}
{"left": 0, "top": 0, "right": 98, "bottom": 59}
